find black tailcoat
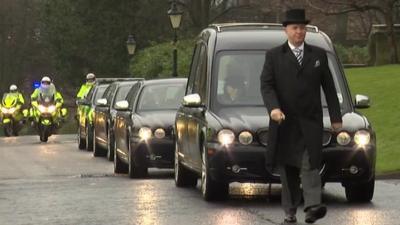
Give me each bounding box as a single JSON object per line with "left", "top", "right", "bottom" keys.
{"left": 260, "top": 42, "right": 342, "bottom": 169}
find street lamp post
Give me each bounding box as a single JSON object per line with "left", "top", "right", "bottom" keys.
{"left": 126, "top": 34, "right": 136, "bottom": 76}
{"left": 126, "top": 34, "right": 137, "bottom": 56}
{"left": 168, "top": 1, "right": 183, "bottom": 77}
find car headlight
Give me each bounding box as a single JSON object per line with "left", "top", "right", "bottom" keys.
{"left": 154, "top": 128, "right": 165, "bottom": 139}
{"left": 238, "top": 131, "right": 253, "bottom": 145}
{"left": 218, "top": 129, "right": 235, "bottom": 146}
{"left": 337, "top": 131, "right": 351, "bottom": 145}
{"left": 354, "top": 130, "right": 370, "bottom": 146}
{"left": 138, "top": 127, "right": 152, "bottom": 140}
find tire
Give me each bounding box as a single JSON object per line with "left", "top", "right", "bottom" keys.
{"left": 128, "top": 137, "right": 148, "bottom": 178}
{"left": 345, "top": 177, "right": 375, "bottom": 202}
{"left": 86, "top": 124, "right": 93, "bottom": 151}
{"left": 4, "top": 123, "right": 13, "bottom": 137}
{"left": 201, "top": 144, "right": 228, "bottom": 201}
{"left": 174, "top": 140, "right": 198, "bottom": 187}
{"left": 114, "top": 140, "right": 128, "bottom": 174}
{"left": 106, "top": 128, "right": 114, "bottom": 161}
{"left": 92, "top": 129, "right": 104, "bottom": 157}
{"left": 78, "top": 126, "right": 86, "bottom": 150}
{"left": 40, "top": 130, "right": 48, "bottom": 143}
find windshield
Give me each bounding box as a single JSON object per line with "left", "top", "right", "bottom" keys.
{"left": 113, "top": 85, "right": 132, "bottom": 108}
{"left": 137, "top": 83, "right": 186, "bottom": 112}
{"left": 94, "top": 86, "right": 107, "bottom": 102}
{"left": 212, "top": 50, "right": 345, "bottom": 108}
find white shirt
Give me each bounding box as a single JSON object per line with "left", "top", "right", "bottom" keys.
{"left": 288, "top": 41, "right": 304, "bottom": 59}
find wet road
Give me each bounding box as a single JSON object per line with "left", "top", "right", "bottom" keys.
{"left": 0, "top": 135, "right": 399, "bottom": 225}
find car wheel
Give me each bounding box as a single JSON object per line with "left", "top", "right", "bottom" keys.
{"left": 86, "top": 124, "right": 93, "bottom": 151}
{"left": 114, "top": 140, "right": 128, "bottom": 174}
{"left": 128, "top": 137, "right": 148, "bottom": 178}
{"left": 345, "top": 176, "right": 375, "bottom": 202}
{"left": 93, "top": 129, "right": 104, "bottom": 157}
{"left": 78, "top": 126, "right": 86, "bottom": 150}
{"left": 174, "top": 140, "right": 197, "bottom": 187}
{"left": 107, "top": 128, "right": 114, "bottom": 161}
{"left": 201, "top": 144, "right": 228, "bottom": 201}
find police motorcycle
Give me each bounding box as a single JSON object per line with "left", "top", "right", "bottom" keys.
{"left": 32, "top": 93, "right": 61, "bottom": 142}
{"left": 0, "top": 93, "right": 27, "bottom": 136}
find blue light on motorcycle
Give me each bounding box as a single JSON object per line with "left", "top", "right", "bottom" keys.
{"left": 33, "top": 81, "right": 40, "bottom": 89}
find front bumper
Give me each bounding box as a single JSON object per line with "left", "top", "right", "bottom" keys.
{"left": 130, "top": 137, "right": 175, "bottom": 169}
{"left": 321, "top": 145, "right": 376, "bottom": 184}
{"left": 205, "top": 142, "right": 376, "bottom": 185}
{"left": 206, "top": 142, "right": 280, "bottom": 183}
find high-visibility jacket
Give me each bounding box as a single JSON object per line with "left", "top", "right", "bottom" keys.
{"left": 76, "top": 83, "right": 95, "bottom": 99}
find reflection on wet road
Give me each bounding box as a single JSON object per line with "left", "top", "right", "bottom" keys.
{"left": 0, "top": 135, "right": 398, "bottom": 225}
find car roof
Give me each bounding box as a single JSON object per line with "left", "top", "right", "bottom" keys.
{"left": 96, "top": 77, "right": 143, "bottom": 84}
{"left": 141, "top": 78, "right": 187, "bottom": 87}
{"left": 209, "top": 23, "right": 334, "bottom": 53}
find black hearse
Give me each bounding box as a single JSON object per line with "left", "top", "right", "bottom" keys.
{"left": 174, "top": 23, "right": 376, "bottom": 201}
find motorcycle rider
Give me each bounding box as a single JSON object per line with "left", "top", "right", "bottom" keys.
{"left": 30, "top": 76, "right": 67, "bottom": 125}
{"left": 1, "top": 84, "right": 27, "bottom": 122}
{"left": 2, "top": 84, "right": 25, "bottom": 109}
{"left": 77, "top": 73, "right": 96, "bottom": 100}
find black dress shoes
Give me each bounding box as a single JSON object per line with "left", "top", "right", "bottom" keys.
{"left": 281, "top": 215, "right": 297, "bottom": 224}
{"left": 305, "top": 205, "right": 327, "bottom": 224}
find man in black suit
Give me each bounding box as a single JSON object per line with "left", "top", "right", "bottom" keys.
{"left": 260, "top": 9, "right": 343, "bottom": 224}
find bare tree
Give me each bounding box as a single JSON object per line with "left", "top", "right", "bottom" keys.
{"left": 307, "top": 0, "right": 400, "bottom": 63}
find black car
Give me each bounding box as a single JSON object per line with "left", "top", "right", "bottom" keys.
{"left": 77, "top": 83, "right": 109, "bottom": 150}
{"left": 93, "top": 79, "right": 143, "bottom": 159}
{"left": 174, "top": 23, "right": 376, "bottom": 202}
{"left": 113, "top": 78, "right": 187, "bottom": 178}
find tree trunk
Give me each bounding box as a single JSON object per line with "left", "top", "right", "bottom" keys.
{"left": 384, "top": 11, "right": 399, "bottom": 63}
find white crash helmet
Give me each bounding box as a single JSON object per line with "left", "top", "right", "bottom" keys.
{"left": 41, "top": 76, "right": 52, "bottom": 84}
{"left": 86, "top": 73, "right": 96, "bottom": 82}
{"left": 9, "top": 84, "right": 18, "bottom": 92}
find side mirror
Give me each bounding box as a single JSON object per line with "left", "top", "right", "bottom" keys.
{"left": 115, "top": 100, "right": 129, "bottom": 110}
{"left": 96, "top": 98, "right": 108, "bottom": 106}
{"left": 354, "top": 94, "right": 370, "bottom": 109}
{"left": 182, "top": 94, "right": 203, "bottom": 108}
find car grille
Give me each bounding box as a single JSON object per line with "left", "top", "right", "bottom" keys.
{"left": 256, "top": 129, "right": 332, "bottom": 147}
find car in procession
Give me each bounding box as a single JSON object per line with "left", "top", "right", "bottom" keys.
{"left": 174, "top": 23, "right": 376, "bottom": 202}
{"left": 92, "top": 78, "right": 143, "bottom": 159}
{"left": 77, "top": 83, "right": 110, "bottom": 150}
{"left": 113, "top": 78, "right": 187, "bottom": 178}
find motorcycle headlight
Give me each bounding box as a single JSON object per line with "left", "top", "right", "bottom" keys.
{"left": 354, "top": 130, "right": 370, "bottom": 146}
{"left": 1, "top": 107, "right": 9, "bottom": 114}
{"left": 138, "top": 127, "right": 152, "bottom": 140}
{"left": 218, "top": 129, "right": 235, "bottom": 146}
{"left": 154, "top": 128, "right": 165, "bottom": 139}
{"left": 238, "top": 131, "right": 253, "bottom": 145}
{"left": 337, "top": 131, "right": 351, "bottom": 146}
{"left": 47, "top": 105, "right": 56, "bottom": 113}
{"left": 38, "top": 105, "right": 46, "bottom": 113}
{"left": 8, "top": 107, "right": 16, "bottom": 114}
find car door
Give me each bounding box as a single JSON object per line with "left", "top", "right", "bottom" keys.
{"left": 177, "top": 44, "right": 202, "bottom": 167}
{"left": 115, "top": 83, "right": 141, "bottom": 162}
{"left": 186, "top": 42, "right": 209, "bottom": 170}
{"left": 96, "top": 83, "right": 117, "bottom": 147}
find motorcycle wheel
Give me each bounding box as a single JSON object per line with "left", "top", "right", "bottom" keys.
{"left": 4, "top": 123, "right": 14, "bottom": 137}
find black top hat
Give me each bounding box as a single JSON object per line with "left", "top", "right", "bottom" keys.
{"left": 282, "top": 9, "right": 310, "bottom": 27}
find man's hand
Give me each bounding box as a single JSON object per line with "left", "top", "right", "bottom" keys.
{"left": 332, "top": 122, "right": 342, "bottom": 131}
{"left": 270, "top": 108, "right": 285, "bottom": 124}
